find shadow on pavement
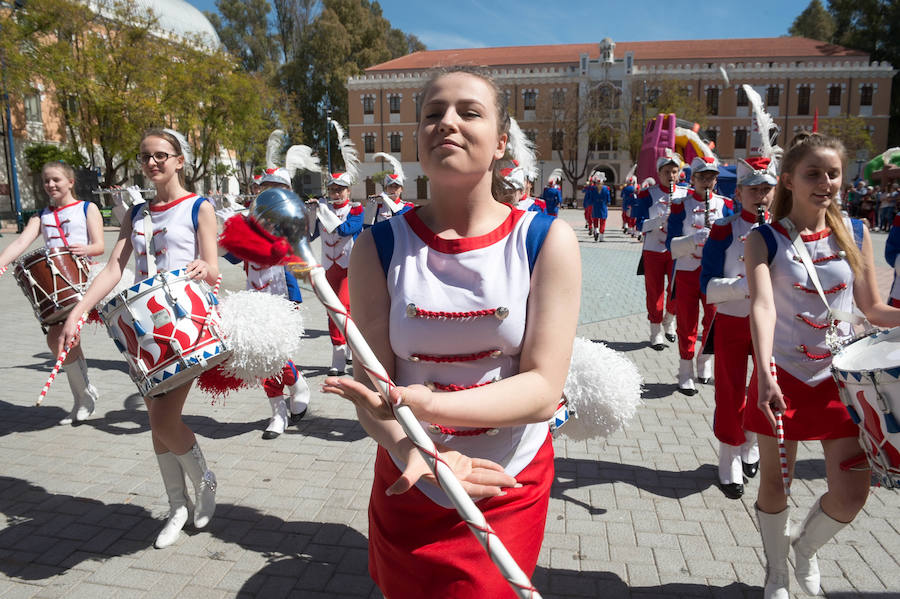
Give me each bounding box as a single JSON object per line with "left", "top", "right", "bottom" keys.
{"left": 640, "top": 382, "right": 680, "bottom": 399}
{"left": 594, "top": 339, "right": 654, "bottom": 353}
{"left": 532, "top": 567, "right": 756, "bottom": 599}
{"left": 2, "top": 353, "right": 129, "bottom": 374}
{"left": 291, "top": 415, "right": 368, "bottom": 444}
{"left": 0, "top": 399, "right": 69, "bottom": 437}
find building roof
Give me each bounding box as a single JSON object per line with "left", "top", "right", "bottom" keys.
{"left": 90, "top": 0, "right": 221, "bottom": 46}
{"left": 366, "top": 37, "right": 868, "bottom": 72}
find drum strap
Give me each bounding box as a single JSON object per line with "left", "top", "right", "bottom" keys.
{"left": 142, "top": 205, "right": 157, "bottom": 278}
{"left": 780, "top": 218, "right": 864, "bottom": 331}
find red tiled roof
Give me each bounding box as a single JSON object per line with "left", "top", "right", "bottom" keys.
{"left": 366, "top": 37, "right": 868, "bottom": 72}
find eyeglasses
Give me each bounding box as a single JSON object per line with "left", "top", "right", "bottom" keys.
{"left": 136, "top": 151, "right": 177, "bottom": 165}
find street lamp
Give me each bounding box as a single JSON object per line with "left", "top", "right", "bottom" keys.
{"left": 325, "top": 107, "right": 333, "bottom": 175}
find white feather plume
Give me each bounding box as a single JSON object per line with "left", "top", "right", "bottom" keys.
{"left": 548, "top": 168, "right": 564, "bottom": 184}
{"left": 371, "top": 151, "right": 405, "bottom": 183}
{"left": 742, "top": 84, "right": 782, "bottom": 159}
{"left": 718, "top": 65, "right": 730, "bottom": 86}
{"left": 216, "top": 290, "right": 305, "bottom": 382}
{"left": 560, "top": 337, "right": 643, "bottom": 441}
{"left": 329, "top": 119, "right": 359, "bottom": 183}
{"left": 506, "top": 118, "right": 537, "bottom": 180}
{"left": 266, "top": 129, "right": 287, "bottom": 170}
{"left": 285, "top": 144, "right": 320, "bottom": 175}
{"left": 162, "top": 128, "right": 193, "bottom": 175}
{"left": 675, "top": 126, "right": 715, "bottom": 159}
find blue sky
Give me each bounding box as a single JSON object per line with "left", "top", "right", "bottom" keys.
{"left": 188, "top": 0, "right": 805, "bottom": 49}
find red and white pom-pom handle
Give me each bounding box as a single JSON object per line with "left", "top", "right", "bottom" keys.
{"left": 36, "top": 311, "right": 88, "bottom": 406}
{"left": 198, "top": 274, "right": 223, "bottom": 336}
{"left": 306, "top": 265, "right": 541, "bottom": 599}
{"left": 0, "top": 265, "right": 8, "bottom": 278}
{"left": 770, "top": 358, "right": 791, "bottom": 496}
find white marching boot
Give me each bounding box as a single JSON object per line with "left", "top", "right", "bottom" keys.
{"left": 756, "top": 505, "right": 791, "bottom": 599}
{"left": 677, "top": 358, "right": 697, "bottom": 396}
{"left": 662, "top": 312, "right": 676, "bottom": 342}
{"left": 60, "top": 357, "right": 98, "bottom": 425}
{"left": 792, "top": 496, "right": 847, "bottom": 595}
{"left": 741, "top": 432, "right": 760, "bottom": 478}
{"left": 328, "top": 344, "right": 347, "bottom": 376}
{"left": 288, "top": 376, "right": 311, "bottom": 424}
{"left": 596, "top": 233, "right": 604, "bottom": 242}
{"left": 717, "top": 442, "right": 744, "bottom": 499}
{"left": 175, "top": 443, "right": 216, "bottom": 529}
{"left": 154, "top": 452, "right": 193, "bottom": 548}
{"left": 262, "top": 395, "right": 289, "bottom": 440}
{"left": 696, "top": 353, "right": 713, "bottom": 384}
{"left": 649, "top": 322, "right": 665, "bottom": 349}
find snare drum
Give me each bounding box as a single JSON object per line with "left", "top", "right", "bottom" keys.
{"left": 13, "top": 247, "right": 91, "bottom": 325}
{"left": 101, "top": 270, "right": 232, "bottom": 397}
{"left": 831, "top": 327, "right": 900, "bottom": 488}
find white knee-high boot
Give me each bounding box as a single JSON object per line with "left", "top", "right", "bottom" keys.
{"left": 175, "top": 442, "right": 216, "bottom": 529}
{"left": 756, "top": 504, "right": 790, "bottom": 599}
{"left": 288, "top": 376, "right": 310, "bottom": 423}
{"left": 61, "top": 356, "right": 98, "bottom": 424}
{"left": 792, "top": 496, "right": 847, "bottom": 595}
{"left": 262, "top": 395, "right": 288, "bottom": 440}
{"left": 154, "top": 452, "right": 193, "bottom": 548}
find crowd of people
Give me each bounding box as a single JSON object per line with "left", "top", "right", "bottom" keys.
{"left": 0, "top": 68, "right": 896, "bottom": 599}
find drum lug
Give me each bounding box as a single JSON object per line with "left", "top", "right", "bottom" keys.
{"left": 133, "top": 320, "right": 147, "bottom": 337}
{"left": 173, "top": 302, "right": 188, "bottom": 319}
{"left": 870, "top": 374, "right": 900, "bottom": 434}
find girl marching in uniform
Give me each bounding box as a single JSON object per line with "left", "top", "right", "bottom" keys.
{"left": 0, "top": 161, "right": 104, "bottom": 424}
{"left": 744, "top": 132, "right": 900, "bottom": 599}
{"left": 60, "top": 129, "right": 220, "bottom": 549}
{"left": 322, "top": 68, "right": 580, "bottom": 598}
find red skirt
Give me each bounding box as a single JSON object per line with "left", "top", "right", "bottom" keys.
{"left": 368, "top": 433, "right": 554, "bottom": 599}
{"left": 744, "top": 366, "right": 858, "bottom": 440}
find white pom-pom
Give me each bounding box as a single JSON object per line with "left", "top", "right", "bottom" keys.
{"left": 216, "top": 291, "right": 305, "bottom": 382}
{"left": 560, "top": 337, "right": 643, "bottom": 441}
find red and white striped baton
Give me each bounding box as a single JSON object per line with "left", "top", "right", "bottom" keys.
{"left": 36, "top": 311, "right": 88, "bottom": 406}
{"left": 769, "top": 358, "right": 791, "bottom": 496}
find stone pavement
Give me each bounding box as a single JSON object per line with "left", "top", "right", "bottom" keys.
{"left": 0, "top": 209, "right": 897, "bottom": 599}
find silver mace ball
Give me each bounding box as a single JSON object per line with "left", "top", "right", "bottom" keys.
{"left": 250, "top": 188, "right": 316, "bottom": 275}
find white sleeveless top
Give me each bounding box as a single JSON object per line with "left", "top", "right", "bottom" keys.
{"left": 40, "top": 201, "right": 90, "bottom": 248}
{"left": 130, "top": 194, "right": 208, "bottom": 281}
{"left": 381, "top": 207, "right": 550, "bottom": 506}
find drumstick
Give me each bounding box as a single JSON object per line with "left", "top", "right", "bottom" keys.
{"left": 770, "top": 358, "right": 791, "bottom": 496}
{"left": 299, "top": 263, "right": 542, "bottom": 599}
{"left": 36, "top": 311, "right": 88, "bottom": 406}
{"left": 198, "top": 274, "right": 223, "bottom": 335}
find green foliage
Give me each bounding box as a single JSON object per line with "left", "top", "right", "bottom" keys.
{"left": 789, "top": 0, "right": 836, "bottom": 42}
{"left": 22, "top": 143, "right": 87, "bottom": 174}
{"left": 205, "top": 0, "right": 280, "bottom": 72}
{"left": 821, "top": 115, "right": 875, "bottom": 155}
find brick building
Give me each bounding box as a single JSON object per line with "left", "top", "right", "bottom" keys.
{"left": 347, "top": 36, "right": 895, "bottom": 202}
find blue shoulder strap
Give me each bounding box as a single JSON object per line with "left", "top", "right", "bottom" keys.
{"left": 525, "top": 213, "right": 555, "bottom": 274}
{"left": 370, "top": 219, "right": 395, "bottom": 277}
{"left": 758, "top": 224, "right": 777, "bottom": 265}
{"left": 191, "top": 196, "right": 207, "bottom": 231}
{"left": 83, "top": 201, "right": 90, "bottom": 217}
{"left": 851, "top": 218, "right": 864, "bottom": 250}
{"left": 129, "top": 203, "right": 143, "bottom": 224}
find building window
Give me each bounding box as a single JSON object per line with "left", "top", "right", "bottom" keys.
{"left": 389, "top": 133, "right": 402, "bottom": 153}
{"left": 525, "top": 130, "right": 537, "bottom": 144}
{"left": 389, "top": 95, "right": 401, "bottom": 114}
{"left": 362, "top": 96, "right": 374, "bottom": 115}
{"left": 767, "top": 86, "right": 780, "bottom": 107}
{"left": 828, "top": 85, "right": 841, "bottom": 106}
{"left": 734, "top": 128, "right": 747, "bottom": 149}
{"left": 523, "top": 90, "right": 537, "bottom": 111}
{"left": 589, "top": 134, "right": 602, "bottom": 152}
{"left": 860, "top": 85, "right": 873, "bottom": 106}
{"left": 647, "top": 88, "right": 660, "bottom": 105}
{"left": 736, "top": 87, "right": 748, "bottom": 107}
{"left": 24, "top": 91, "right": 42, "bottom": 123}
{"left": 552, "top": 90, "right": 565, "bottom": 109}
{"left": 414, "top": 93, "right": 422, "bottom": 120}
{"left": 797, "top": 86, "right": 810, "bottom": 115}
{"left": 706, "top": 88, "right": 719, "bottom": 115}
{"left": 363, "top": 134, "right": 375, "bottom": 154}
{"left": 705, "top": 129, "right": 718, "bottom": 145}
{"left": 551, "top": 130, "right": 564, "bottom": 151}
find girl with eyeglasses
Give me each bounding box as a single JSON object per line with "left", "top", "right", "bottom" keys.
{"left": 0, "top": 160, "right": 105, "bottom": 425}
{"left": 60, "top": 128, "right": 220, "bottom": 549}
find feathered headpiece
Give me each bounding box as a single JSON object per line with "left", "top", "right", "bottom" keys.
{"left": 162, "top": 128, "right": 193, "bottom": 175}
{"left": 265, "top": 129, "right": 287, "bottom": 170}
{"left": 656, "top": 148, "right": 683, "bottom": 171}
{"left": 285, "top": 144, "right": 320, "bottom": 176}
{"left": 327, "top": 119, "right": 359, "bottom": 187}
{"left": 500, "top": 159, "right": 526, "bottom": 191}
{"left": 547, "top": 168, "right": 563, "bottom": 186}
{"left": 506, "top": 118, "right": 538, "bottom": 182}
{"left": 588, "top": 169, "right": 606, "bottom": 184}
{"left": 372, "top": 151, "right": 405, "bottom": 187}
{"left": 742, "top": 84, "right": 782, "bottom": 161}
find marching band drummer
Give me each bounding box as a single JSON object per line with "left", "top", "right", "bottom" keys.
{"left": 744, "top": 132, "right": 900, "bottom": 599}
{"left": 0, "top": 161, "right": 105, "bottom": 425}
{"left": 60, "top": 129, "right": 220, "bottom": 549}
{"left": 322, "top": 68, "right": 580, "bottom": 598}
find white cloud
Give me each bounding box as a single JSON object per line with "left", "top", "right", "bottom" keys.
{"left": 417, "top": 30, "right": 488, "bottom": 50}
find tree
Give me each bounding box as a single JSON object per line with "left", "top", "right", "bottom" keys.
{"left": 821, "top": 115, "right": 875, "bottom": 155}
{"left": 205, "top": 0, "right": 280, "bottom": 73}
{"left": 626, "top": 79, "right": 709, "bottom": 163}
{"left": 271, "top": 0, "right": 320, "bottom": 61}
{"left": 789, "top": 0, "right": 836, "bottom": 42}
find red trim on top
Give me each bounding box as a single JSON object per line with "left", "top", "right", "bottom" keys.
{"left": 49, "top": 200, "right": 81, "bottom": 212}
{"left": 404, "top": 206, "right": 524, "bottom": 254}
{"left": 52, "top": 210, "right": 70, "bottom": 247}
{"left": 657, "top": 184, "right": 674, "bottom": 194}
{"left": 149, "top": 193, "right": 197, "bottom": 212}
{"left": 772, "top": 221, "right": 831, "bottom": 242}
{"left": 331, "top": 199, "right": 349, "bottom": 210}
{"left": 740, "top": 210, "right": 761, "bottom": 224}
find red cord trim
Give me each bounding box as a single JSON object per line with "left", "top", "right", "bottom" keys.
{"left": 411, "top": 307, "right": 499, "bottom": 319}
{"left": 792, "top": 253, "right": 842, "bottom": 264}
{"left": 792, "top": 282, "right": 847, "bottom": 294}
{"left": 797, "top": 344, "right": 831, "bottom": 360}
{"left": 411, "top": 349, "right": 500, "bottom": 363}
{"left": 429, "top": 423, "right": 494, "bottom": 437}
{"left": 795, "top": 314, "right": 831, "bottom": 329}
{"left": 431, "top": 380, "right": 495, "bottom": 392}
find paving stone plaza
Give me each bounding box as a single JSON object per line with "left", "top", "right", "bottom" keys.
{"left": 0, "top": 208, "right": 897, "bottom": 598}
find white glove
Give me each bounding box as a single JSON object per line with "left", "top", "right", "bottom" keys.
{"left": 669, "top": 235, "right": 695, "bottom": 259}
{"left": 705, "top": 277, "right": 749, "bottom": 304}
{"left": 641, "top": 216, "right": 662, "bottom": 233}
{"left": 693, "top": 227, "right": 711, "bottom": 246}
